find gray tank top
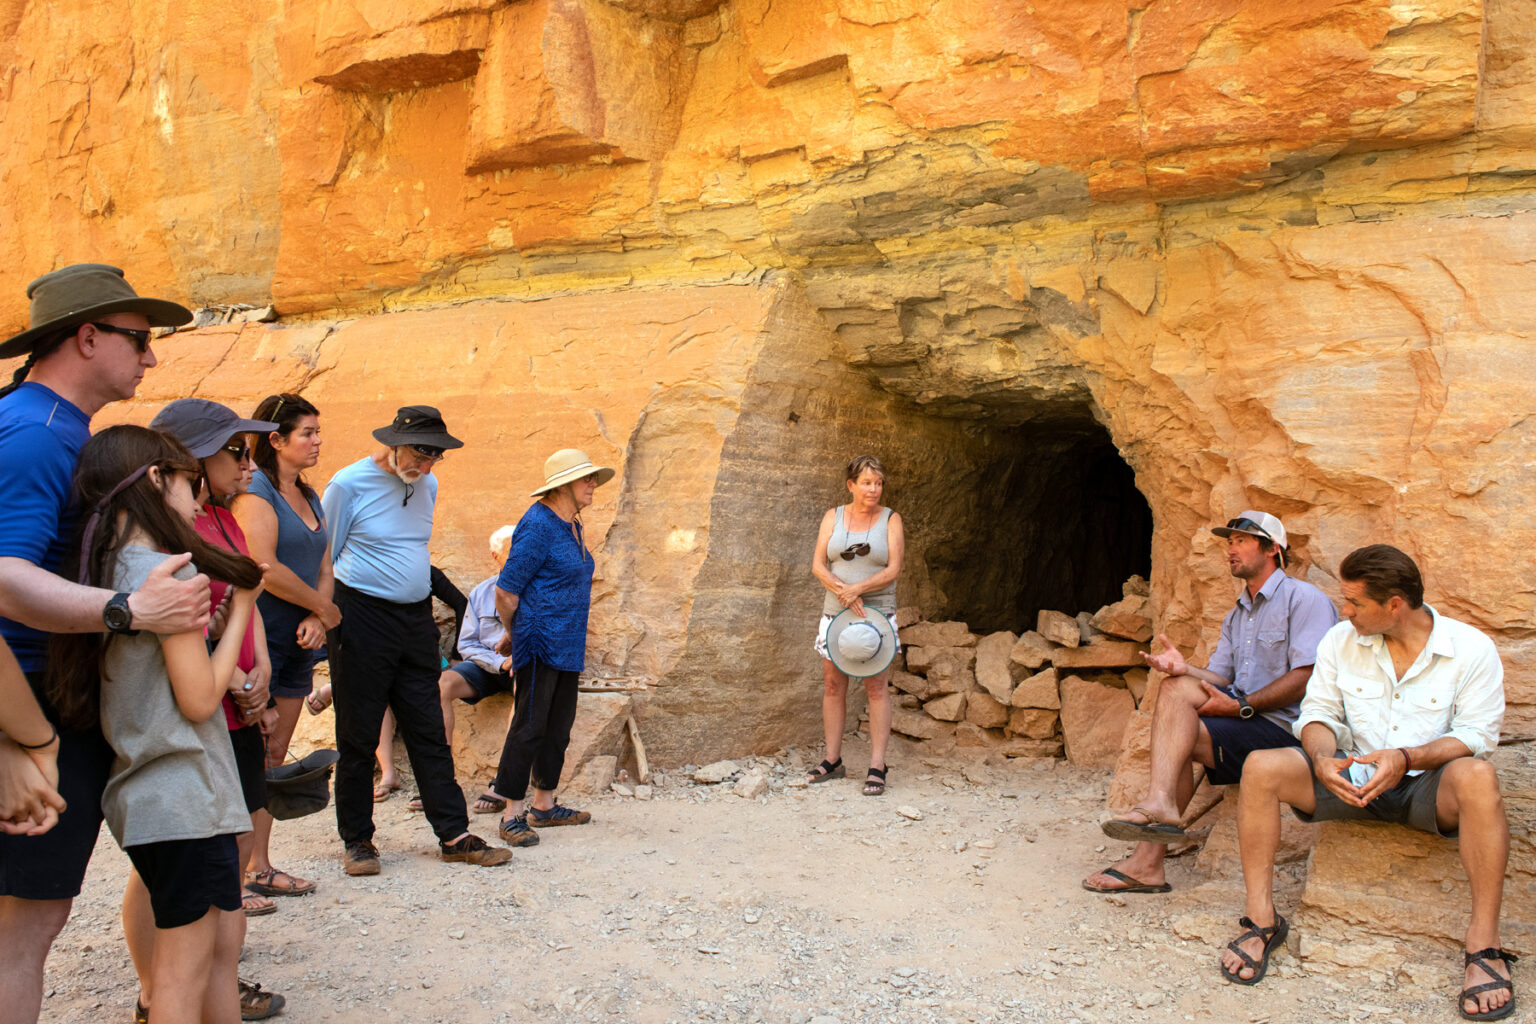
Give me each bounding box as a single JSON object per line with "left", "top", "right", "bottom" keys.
{"left": 823, "top": 505, "right": 897, "bottom": 617}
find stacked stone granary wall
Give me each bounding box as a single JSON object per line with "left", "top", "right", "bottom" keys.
{"left": 4, "top": 0, "right": 1536, "bottom": 960}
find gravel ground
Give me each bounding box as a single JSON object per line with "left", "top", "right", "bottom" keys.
{"left": 42, "top": 740, "right": 1471, "bottom": 1023}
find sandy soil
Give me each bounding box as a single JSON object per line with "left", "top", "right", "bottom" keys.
{"left": 42, "top": 736, "right": 1466, "bottom": 1024}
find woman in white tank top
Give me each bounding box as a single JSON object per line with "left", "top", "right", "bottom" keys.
{"left": 806, "top": 455, "right": 905, "bottom": 795}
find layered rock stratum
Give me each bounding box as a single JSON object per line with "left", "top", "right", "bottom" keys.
{"left": 4, "top": 0, "right": 1534, "bottom": 772}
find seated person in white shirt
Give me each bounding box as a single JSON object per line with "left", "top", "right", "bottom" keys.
{"left": 437, "top": 525, "right": 518, "bottom": 814}
{"left": 1221, "top": 544, "right": 1514, "bottom": 1022}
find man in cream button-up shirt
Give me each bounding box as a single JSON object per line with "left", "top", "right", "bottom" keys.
{"left": 1218, "top": 545, "right": 1514, "bottom": 1022}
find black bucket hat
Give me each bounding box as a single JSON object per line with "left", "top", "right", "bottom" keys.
{"left": 1, "top": 263, "right": 192, "bottom": 358}
{"left": 264, "top": 749, "right": 340, "bottom": 820}
{"left": 370, "top": 405, "right": 464, "bottom": 450}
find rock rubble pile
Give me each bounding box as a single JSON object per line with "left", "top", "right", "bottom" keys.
{"left": 884, "top": 577, "right": 1153, "bottom": 767}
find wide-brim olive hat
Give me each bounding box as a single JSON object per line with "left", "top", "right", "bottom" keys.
{"left": 1, "top": 263, "right": 192, "bottom": 358}
{"left": 824, "top": 607, "right": 898, "bottom": 679}
{"left": 531, "top": 448, "right": 615, "bottom": 496}
{"left": 371, "top": 405, "right": 464, "bottom": 450}
{"left": 264, "top": 749, "right": 340, "bottom": 820}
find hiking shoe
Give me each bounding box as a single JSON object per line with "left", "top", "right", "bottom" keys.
{"left": 498, "top": 814, "right": 541, "bottom": 847}
{"left": 440, "top": 834, "right": 514, "bottom": 866}
{"left": 527, "top": 803, "right": 591, "bottom": 827}
{"left": 342, "top": 840, "right": 380, "bottom": 876}
{"left": 134, "top": 999, "right": 149, "bottom": 1024}
{"left": 239, "top": 978, "right": 286, "bottom": 1020}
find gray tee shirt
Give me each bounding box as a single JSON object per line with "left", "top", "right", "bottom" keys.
{"left": 99, "top": 545, "right": 249, "bottom": 848}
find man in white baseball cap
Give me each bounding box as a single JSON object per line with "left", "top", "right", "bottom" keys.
{"left": 1083, "top": 510, "right": 1337, "bottom": 896}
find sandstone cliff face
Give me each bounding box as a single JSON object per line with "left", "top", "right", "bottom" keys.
{"left": 3, "top": 0, "right": 1535, "bottom": 767}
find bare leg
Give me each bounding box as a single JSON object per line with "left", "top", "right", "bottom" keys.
{"left": 1085, "top": 674, "right": 1214, "bottom": 890}
{"left": 0, "top": 896, "right": 71, "bottom": 1024}
{"left": 819, "top": 660, "right": 850, "bottom": 766}
{"left": 864, "top": 669, "right": 892, "bottom": 771}
{"left": 374, "top": 709, "right": 399, "bottom": 795}
{"left": 1438, "top": 758, "right": 1512, "bottom": 1017}
{"left": 147, "top": 907, "right": 228, "bottom": 1024}
{"left": 199, "top": 909, "right": 243, "bottom": 1024}
{"left": 250, "top": 695, "right": 305, "bottom": 876}
{"left": 122, "top": 873, "right": 155, "bottom": 1010}
{"left": 1221, "top": 746, "right": 1314, "bottom": 980}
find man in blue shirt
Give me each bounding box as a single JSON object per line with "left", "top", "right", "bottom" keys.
{"left": 0, "top": 264, "right": 209, "bottom": 1024}
{"left": 1083, "top": 511, "right": 1337, "bottom": 896}
{"left": 322, "top": 406, "right": 510, "bottom": 874}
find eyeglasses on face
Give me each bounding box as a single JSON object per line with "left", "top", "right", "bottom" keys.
{"left": 89, "top": 322, "right": 152, "bottom": 353}
{"left": 407, "top": 444, "right": 445, "bottom": 463}
{"left": 840, "top": 543, "right": 871, "bottom": 561}
{"left": 222, "top": 442, "right": 251, "bottom": 462}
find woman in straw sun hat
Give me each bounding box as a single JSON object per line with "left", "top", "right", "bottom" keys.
{"left": 806, "top": 454, "right": 904, "bottom": 796}
{"left": 488, "top": 449, "right": 615, "bottom": 847}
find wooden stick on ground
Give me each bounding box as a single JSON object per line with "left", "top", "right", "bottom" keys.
{"left": 626, "top": 715, "right": 651, "bottom": 784}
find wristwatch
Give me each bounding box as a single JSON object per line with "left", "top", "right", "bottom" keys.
{"left": 1237, "top": 694, "right": 1255, "bottom": 719}
{"left": 103, "top": 592, "right": 138, "bottom": 635}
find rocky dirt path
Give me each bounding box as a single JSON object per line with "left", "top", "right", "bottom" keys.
{"left": 44, "top": 740, "right": 1465, "bottom": 1023}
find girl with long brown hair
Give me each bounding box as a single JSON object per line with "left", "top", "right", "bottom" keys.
{"left": 49, "top": 424, "right": 263, "bottom": 1024}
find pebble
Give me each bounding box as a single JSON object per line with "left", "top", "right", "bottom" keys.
{"left": 448, "top": 928, "right": 465, "bottom": 940}
{"left": 693, "top": 760, "right": 741, "bottom": 784}
{"left": 744, "top": 907, "right": 762, "bottom": 924}
{"left": 611, "top": 782, "right": 635, "bottom": 797}
{"left": 635, "top": 784, "right": 653, "bottom": 800}
{"left": 897, "top": 806, "right": 923, "bottom": 820}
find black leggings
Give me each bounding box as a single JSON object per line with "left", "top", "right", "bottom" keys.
{"left": 492, "top": 660, "right": 580, "bottom": 801}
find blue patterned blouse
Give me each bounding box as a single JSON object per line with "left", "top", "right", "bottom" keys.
{"left": 497, "top": 501, "right": 595, "bottom": 672}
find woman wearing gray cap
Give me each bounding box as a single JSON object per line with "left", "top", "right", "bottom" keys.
{"left": 807, "top": 455, "right": 904, "bottom": 796}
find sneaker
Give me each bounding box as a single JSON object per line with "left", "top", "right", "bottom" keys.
{"left": 527, "top": 803, "right": 592, "bottom": 827}
{"left": 498, "top": 814, "right": 541, "bottom": 847}
{"left": 239, "top": 978, "right": 286, "bottom": 1020}
{"left": 342, "top": 840, "right": 380, "bottom": 876}
{"left": 440, "top": 834, "right": 514, "bottom": 866}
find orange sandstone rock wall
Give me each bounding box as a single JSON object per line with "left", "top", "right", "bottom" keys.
{"left": 4, "top": 0, "right": 1536, "bottom": 765}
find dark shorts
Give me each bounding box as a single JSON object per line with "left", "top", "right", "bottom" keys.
{"left": 1294, "top": 751, "right": 1452, "bottom": 837}
{"left": 448, "top": 660, "right": 513, "bottom": 704}
{"left": 0, "top": 673, "right": 113, "bottom": 901}
{"left": 228, "top": 725, "right": 267, "bottom": 814}
{"left": 267, "top": 639, "right": 322, "bottom": 699}
{"left": 1202, "top": 711, "right": 1303, "bottom": 786}
{"left": 125, "top": 833, "right": 242, "bottom": 929}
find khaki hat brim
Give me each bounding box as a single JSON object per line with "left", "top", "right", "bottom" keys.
{"left": 531, "top": 464, "right": 615, "bottom": 497}
{"left": 0, "top": 296, "right": 193, "bottom": 359}
{"left": 824, "top": 607, "right": 897, "bottom": 678}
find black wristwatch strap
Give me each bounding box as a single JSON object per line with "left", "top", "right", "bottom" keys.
{"left": 1238, "top": 694, "right": 1255, "bottom": 719}
{"left": 104, "top": 592, "right": 139, "bottom": 636}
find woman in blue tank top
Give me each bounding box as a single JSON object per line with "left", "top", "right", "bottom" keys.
{"left": 230, "top": 393, "right": 337, "bottom": 901}
{"left": 807, "top": 454, "right": 905, "bottom": 796}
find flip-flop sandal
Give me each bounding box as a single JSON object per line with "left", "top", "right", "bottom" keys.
{"left": 863, "top": 766, "right": 888, "bottom": 796}
{"left": 1081, "top": 866, "right": 1172, "bottom": 894}
{"left": 805, "top": 758, "right": 845, "bottom": 783}
{"left": 472, "top": 792, "right": 508, "bottom": 814}
{"left": 373, "top": 781, "right": 400, "bottom": 802}
{"left": 305, "top": 687, "right": 333, "bottom": 716}
{"left": 244, "top": 868, "right": 316, "bottom": 897}
{"left": 1220, "top": 913, "right": 1288, "bottom": 985}
{"left": 1460, "top": 948, "right": 1518, "bottom": 1021}
{"left": 241, "top": 889, "right": 277, "bottom": 917}
{"left": 1101, "top": 805, "right": 1188, "bottom": 844}
{"left": 407, "top": 795, "right": 423, "bottom": 811}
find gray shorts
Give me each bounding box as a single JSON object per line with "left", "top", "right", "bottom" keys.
{"left": 1294, "top": 750, "right": 1452, "bottom": 837}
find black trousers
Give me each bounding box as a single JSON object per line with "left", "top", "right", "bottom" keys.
{"left": 493, "top": 660, "right": 580, "bottom": 801}
{"left": 331, "top": 581, "right": 468, "bottom": 844}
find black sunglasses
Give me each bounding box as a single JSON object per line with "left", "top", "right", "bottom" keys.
{"left": 222, "top": 442, "right": 251, "bottom": 461}
{"left": 839, "top": 543, "right": 871, "bottom": 561}
{"left": 89, "top": 322, "right": 152, "bottom": 353}
{"left": 1224, "top": 517, "right": 1271, "bottom": 540}
{"left": 407, "top": 444, "right": 445, "bottom": 461}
